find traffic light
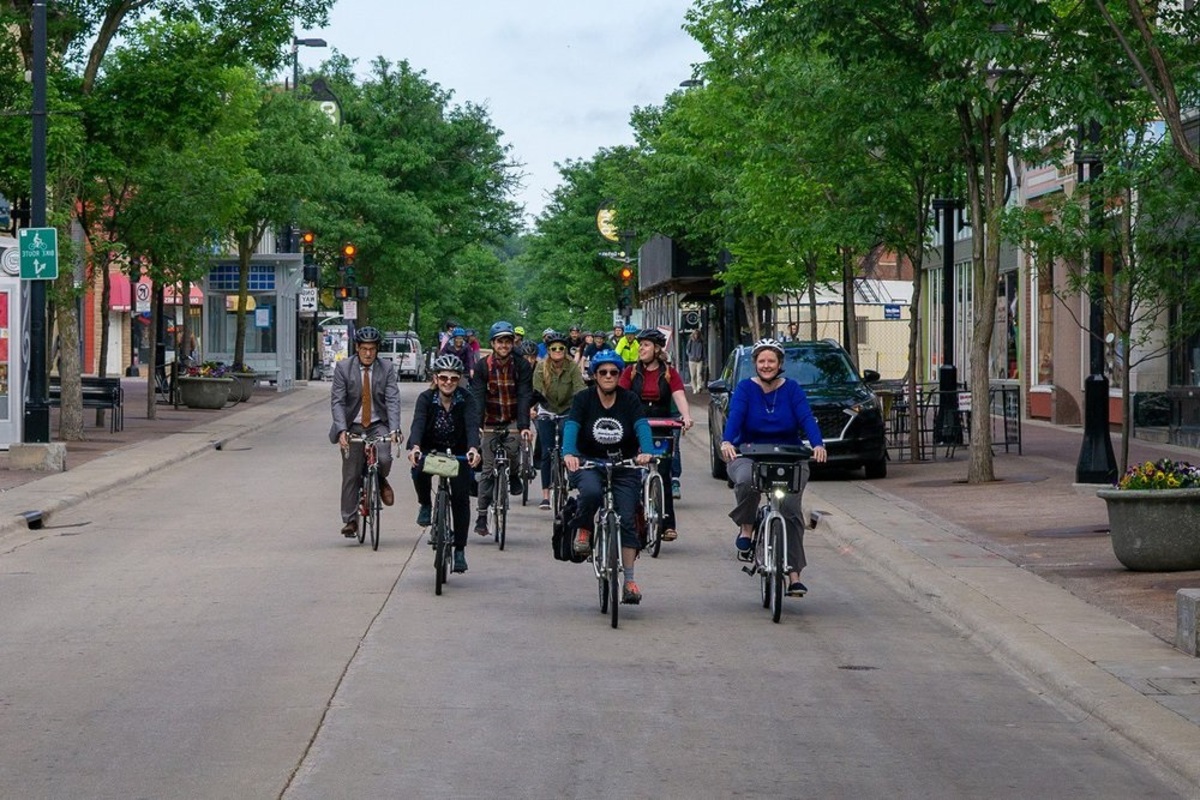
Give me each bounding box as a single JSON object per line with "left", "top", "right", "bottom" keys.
{"left": 620, "top": 266, "right": 633, "bottom": 284}
{"left": 301, "top": 231, "right": 315, "bottom": 250}
{"left": 335, "top": 286, "right": 352, "bottom": 300}
{"left": 301, "top": 232, "right": 318, "bottom": 283}
{"left": 341, "top": 243, "right": 357, "bottom": 285}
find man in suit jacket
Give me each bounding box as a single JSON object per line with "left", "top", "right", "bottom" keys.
{"left": 330, "top": 326, "right": 402, "bottom": 537}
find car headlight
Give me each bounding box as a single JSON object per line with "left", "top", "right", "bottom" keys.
{"left": 849, "top": 396, "right": 879, "bottom": 414}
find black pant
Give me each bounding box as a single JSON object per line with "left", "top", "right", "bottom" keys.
{"left": 412, "top": 467, "right": 473, "bottom": 548}
{"left": 569, "top": 466, "right": 641, "bottom": 550}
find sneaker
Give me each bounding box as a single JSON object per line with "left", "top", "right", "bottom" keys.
{"left": 671, "top": 478, "right": 681, "bottom": 499}
{"left": 622, "top": 581, "right": 642, "bottom": 604}
{"left": 453, "top": 551, "right": 468, "bottom": 573}
{"left": 416, "top": 504, "right": 431, "bottom": 527}
{"left": 573, "top": 528, "right": 591, "bottom": 555}
{"left": 539, "top": 499, "right": 551, "bottom": 511}
{"left": 786, "top": 581, "right": 808, "bottom": 597}
{"left": 474, "top": 512, "right": 489, "bottom": 537}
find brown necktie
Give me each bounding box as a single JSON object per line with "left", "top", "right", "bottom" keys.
{"left": 361, "top": 366, "right": 372, "bottom": 427}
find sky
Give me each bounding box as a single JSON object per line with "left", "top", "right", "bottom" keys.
{"left": 306, "top": 0, "right": 708, "bottom": 226}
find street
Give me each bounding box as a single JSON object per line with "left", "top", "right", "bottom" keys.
{"left": 0, "top": 383, "right": 1188, "bottom": 799}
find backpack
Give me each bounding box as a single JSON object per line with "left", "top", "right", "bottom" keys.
{"left": 551, "top": 496, "right": 587, "bottom": 563}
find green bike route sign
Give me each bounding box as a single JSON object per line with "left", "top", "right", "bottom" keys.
{"left": 19, "top": 227, "right": 58, "bottom": 280}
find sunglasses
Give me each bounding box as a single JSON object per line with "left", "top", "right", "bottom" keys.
{"left": 548, "top": 345, "right": 566, "bottom": 352}
{"left": 435, "top": 374, "right": 461, "bottom": 382}
{"left": 594, "top": 369, "right": 621, "bottom": 377}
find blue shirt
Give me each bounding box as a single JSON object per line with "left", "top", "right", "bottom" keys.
{"left": 722, "top": 378, "right": 824, "bottom": 449}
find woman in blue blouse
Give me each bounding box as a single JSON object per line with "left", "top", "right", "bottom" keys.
{"left": 719, "top": 339, "right": 828, "bottom": 596}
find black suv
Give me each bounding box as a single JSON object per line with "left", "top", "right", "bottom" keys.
{"left": 707, "top": 339, "right": 887, "bottom": 479}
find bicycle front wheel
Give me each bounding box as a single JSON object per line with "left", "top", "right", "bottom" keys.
{"left": 433, "top": 490, "right": 451, "bottom": 595}
{"left": 770, "top": 517, "right": 785, "bottom": 623}
{"left": 551, "top": 454, "right": 568, "bottom": 519}
{"left": 757, "top": 523, "right": 770, "bottom": 609}
{"left": 596, "top": 513, "right": 609, "bottom": 613}
{"left": 644, "top": 470, "right": 665, "bottom": 558}
{"left": 357, "top": 473, "right": 373, "bottom": 545}
{"left": 494, "top": 462, "right": 508, "bottom": 550}
{"left": 606, "top": 513, "right": 620, "bottom": 629}
{"left": 369, "top": 474, "right": 382, "bottom": 551}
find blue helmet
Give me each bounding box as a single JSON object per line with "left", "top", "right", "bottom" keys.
{"left": 589, "top": 349, "right": 625, "bottom": 375}
{"left": 623, "top": 324, "right": 639, "bottom": 335}
{"left": 451, "top": 326, "right": 466, "bottom": 337}
{"left": 489, "top": 321, "right": 515, "bottom": 341}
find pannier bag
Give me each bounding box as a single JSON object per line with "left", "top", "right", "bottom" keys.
{"left": 552, "top": 497, "right": 588, "bottom": 563}
{"left": 422, "top": 452, "right": 460, "bottom": 478}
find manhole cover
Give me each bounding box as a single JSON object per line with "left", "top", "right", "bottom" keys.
{"left": 1026, "top": 525, "right": 1110, "bottom": 538}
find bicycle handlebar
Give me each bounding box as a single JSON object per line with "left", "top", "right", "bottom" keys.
{"left": 576, "top": 456, "right": 659, "bottom": 470}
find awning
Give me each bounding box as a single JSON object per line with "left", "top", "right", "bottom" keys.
{"left": 108, "top": 274, "right": 202, "bottom": 311}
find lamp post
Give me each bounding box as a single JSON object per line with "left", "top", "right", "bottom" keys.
{"left": 290, "top": 36, "right": 325, "bottom": 380}
{"left": 24, "top": 0, "right": 49, "bottom": 442}
{"left": 932, "top": 197, "right": 962, "bottom": 446}
{"left": 1074, "top": 121, "right": 1117, "bottom": 483}
{"left": 292, "top": 37, "right": 327, "bottom": 95}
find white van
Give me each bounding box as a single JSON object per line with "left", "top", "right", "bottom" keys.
{"left": 380, "top": 331, "right": 426, "bottom": 382}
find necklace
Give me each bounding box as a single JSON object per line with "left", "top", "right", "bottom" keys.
{"left": 761, "top": 383, "right": 779, "bottom": 414}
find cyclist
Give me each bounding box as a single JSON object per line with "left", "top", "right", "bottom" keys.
{"left": 470, "top": 321, "right": 534, "bottom": 536}
{"left": 465, "top": 328, "right": 482, "bottom": 358}
{"left": 718, "top": 338, "right": 828, "bottom": 596}
{"left": 534, "top": 331, "right": 586, "bottom": 510}
{"left": 614, "top": 324, "right": 640, "bottom": 365}
{"left": 566, "top": 324, "right": 586, "bottom": 360}
{"left": 618, "top": 327, "right": 693, "bottom": 542}
{"left": 536, "top": 328, "right": 556, "bottom": 359}
{"left": 513, "top": 326, "right": 526, "bottom": 348}
{"left": 563, "top": 350, "right": 655, "bottom": 604}
{"left": 407, "top": 355, "right": 482, "bottom": 573}
{"left": 329, "top": 325, "right": 402, "bottom": 538}
{"left": 439, "top": 326, "right": 476, "bottom": 377}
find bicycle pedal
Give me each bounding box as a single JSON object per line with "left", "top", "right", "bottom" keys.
{"left": 736, "top": 550, "right": 753, "bottom": 563}
{"left": 741, "top": 565, "right": 756, "bottom": 576}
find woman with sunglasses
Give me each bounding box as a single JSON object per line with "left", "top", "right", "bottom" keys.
{"left": 407, "top": 355, "right": 482, "bottom": 574}
{"left": 534, "top": 331, "right": 586, "bottom": 510}
{"left": 563, "top": 350, "right": 655, "bottom": 604}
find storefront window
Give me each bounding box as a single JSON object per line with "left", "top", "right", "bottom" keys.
{"left": 207, "top": 294, "right": 276, "bottom": 355}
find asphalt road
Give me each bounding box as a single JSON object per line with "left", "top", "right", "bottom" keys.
{"left": 0, "top": 383, "right": 1189, "bottom": 799}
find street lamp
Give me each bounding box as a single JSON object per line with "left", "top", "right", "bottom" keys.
{"left": 1073, "top": 121, "right": 1118, "bottom": 483}
{"left": 292, "top": 37, "right": 327, "bottom": 94}
{"left": 932, "top": 197, "right": 962, "bottom": 447}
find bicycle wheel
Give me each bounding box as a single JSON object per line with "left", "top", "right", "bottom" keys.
{"left": 596, "top": 512, "right": 609, "bottom": 614}
{"left": 551, "top": 454, "right": 568, "bottom": 519}
{"left": 757, "top": 524, "right": 770, "bottom": 609}
{"left": 357, "top": 474, "right": 371, "bottom": 545}
{"left": 494, "top": 461, "right": 508, "bottom": 550}
{"left": 770, "top": 517, "right": 785, "bottom": 623}
{"left": 369, "top": 473, "right": 382, "bottom": 551}
{"left": 644, "top": 470, "right": 665, "bottom": 558}
{"left": 606, "top": 513, "right": 620, "bottom": 629}
{"left": 433, "top": 490, "right": 451, "bottom": 595}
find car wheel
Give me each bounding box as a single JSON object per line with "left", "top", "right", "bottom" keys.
{"left": 710, "top": 437, "right": 728, "bottom": 480}
{"left": 864, "top": 457, "right": 887, "bottom": 479}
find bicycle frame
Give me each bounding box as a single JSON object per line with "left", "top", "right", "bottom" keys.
{"left": 577, "top": 458, "right": 642, "bottom": 628}
{"left": 345, "top": 433, "right": 393, "bottom": 551}
{"left": 537, "top": 412, "right": 569, "bottom": 518}
{"left": 486, "top": 426, "right": 513, "bottom": 549}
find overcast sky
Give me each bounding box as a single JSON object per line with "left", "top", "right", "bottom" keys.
{"left": 307, "top": 0, "right": 707, "bottom": 226}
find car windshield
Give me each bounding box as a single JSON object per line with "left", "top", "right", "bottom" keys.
{"left": 736, "top": 347, "right": 858, "bottom": 387}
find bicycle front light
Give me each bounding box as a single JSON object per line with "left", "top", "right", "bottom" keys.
{"left": 773, "top": 488, "right": 786, "bottom": 500}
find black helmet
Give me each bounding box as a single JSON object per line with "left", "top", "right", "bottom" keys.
{"left": 545, "top": 331, "right": 569, "bottom": 346}
{"left": 636, "top": 328, "right": 667, "bottom": 347}
{"left": 518, "top": 340, "right": 539, "bottom": 357}
{"left": 354, "top": 326, "right": 382, "bottom": 344}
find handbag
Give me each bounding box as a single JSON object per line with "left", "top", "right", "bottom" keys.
{"left": 422, "top": 452, "right": 460, "bottom": 478}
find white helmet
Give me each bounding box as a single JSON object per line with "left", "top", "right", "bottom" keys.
{"left": 751, "top": 338, "right": 785, "bottom": 360}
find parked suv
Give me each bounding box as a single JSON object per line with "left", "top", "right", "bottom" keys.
{"left": 707, "top": 339, "right": 887, "bottom": 479}
{"left": 379, "top": 331, "right": 426, "bottom": 382}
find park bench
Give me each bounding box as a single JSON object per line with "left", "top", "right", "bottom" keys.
{"left": 48, "top": 376, "right": 124, "bottom": 433}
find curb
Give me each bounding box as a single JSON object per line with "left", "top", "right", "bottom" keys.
{"left": 807, "top": 480, "right": 1200, "bottom": 790}
{"left": 0, "top": 386, "right": 328, "bottom": 546}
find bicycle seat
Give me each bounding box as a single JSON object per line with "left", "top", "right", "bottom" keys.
{"left": 739, "top": 443, "right": 813, "bottom": 461}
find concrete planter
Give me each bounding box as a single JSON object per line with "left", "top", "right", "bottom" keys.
{"left": 1097, "top": 487, "right": 1200, "bottom": 571}
{"left": 177, "top": 376, "right": 232, "bottom": 410}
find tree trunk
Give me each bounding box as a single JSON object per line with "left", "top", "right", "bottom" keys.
{"left": 806, "top": 255, "right": 819, "bottom": 340}
{"left": 841, "top": 247, "right": 859, "bottom": 368}
{"left": 234, "top": 233, "right": 252, "bottom": 369}
{"left": 145, "top": 278, "right": 159, "bottom": 420}
{"left": 907, "top": 248, "right": 925, "bottom": 463}
{"left": 53, "top": 272, "right": 85, "bottom": 441}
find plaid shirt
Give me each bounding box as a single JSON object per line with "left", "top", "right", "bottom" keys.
{"left": 484, "top": 354, "right": 518, "bottom": 425}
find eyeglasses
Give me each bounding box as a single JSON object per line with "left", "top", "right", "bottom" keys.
{"left": 435, "top": 374, "right": 460, "bottom": 382}
{"left": 548, "top": 345, "right": 566, "bottom": 352}
{"left": 595, "top": 369, "right": 621, "bottom": 377}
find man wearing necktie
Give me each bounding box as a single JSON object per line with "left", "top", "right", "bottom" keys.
{"left": 330, "top": 326, "right": 402, "bottom": 538}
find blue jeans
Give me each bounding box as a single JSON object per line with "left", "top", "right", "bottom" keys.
{"left": 569, "top": 465, "right": 641, "bottom": 550}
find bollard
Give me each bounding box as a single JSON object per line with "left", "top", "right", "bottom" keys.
{"left": 1176, "top": 589, "right": 1200, "bottom": 657}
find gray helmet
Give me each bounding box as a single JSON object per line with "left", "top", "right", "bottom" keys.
{"left": 431, "top": 354, "right": 465, "bottom": 374}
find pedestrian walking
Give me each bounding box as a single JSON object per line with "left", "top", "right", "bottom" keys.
{"left": 686, "top": 329, "right": 706, "bottom": 394}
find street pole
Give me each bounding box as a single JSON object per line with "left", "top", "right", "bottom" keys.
{"left": 932, "top": 198, "right": 961, "bottom": 447}
{"left": 1075, "top": 122, "right": 1117, "bottom": 483}
{"left": 24, "top": 0, "right": 50, "bottom": 443}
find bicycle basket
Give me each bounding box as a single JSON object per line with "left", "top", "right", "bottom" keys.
{"left": 422, "top": 452, "right": 460, "bottom": 478}
{"left": 752, "top": 460, "right": 804, "bottom": 493}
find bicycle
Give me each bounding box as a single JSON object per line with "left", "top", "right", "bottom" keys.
{"left": 420, "top": 451, "right": 469, "bottom": 596}
{"left": 643, "top": 417, "right": 683, "bottom": 558}
{"left": 736, "top": 443, "right": 812, "bottom": 623}
{"left": 577, "top": 457, "right": 652, "bottom": 629}
{"left": 518, "top": 436, "right": 537, "bottom": 506}
{"left": 486, "top": 426, "right": 515, "bottom": 550}
{"left": 536, "top": 411, "right": 570, "bottom": 522}
{"left": 345, "top": 432, "right": 395, "bottom": 551}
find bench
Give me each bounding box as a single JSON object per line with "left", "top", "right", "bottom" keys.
{"left": 48, "top": 376, "right": 124, "bottom": 433}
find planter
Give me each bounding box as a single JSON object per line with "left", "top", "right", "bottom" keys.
{"left": 177, "top": 376, "right": 232, "bottom": 410}
{"left": 1097, "top": 487, "right": 1200, "bottom": 571}
{"left": 229, "top": 373, "right": 256, "bottom": 403}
